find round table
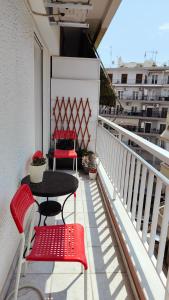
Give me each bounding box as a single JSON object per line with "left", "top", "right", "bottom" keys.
{"left": 21, "top": 171, "right": 78, "bottom": 225}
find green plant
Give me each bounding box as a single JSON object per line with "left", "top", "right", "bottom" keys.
{"left": 82, "top": 151, "right": 97, "bottom": 171}
{"left": 31, "top": 157, "right": 46, "bottom": 166}
{"left": 100, "top": 68, "right": 116, "bottom": 107}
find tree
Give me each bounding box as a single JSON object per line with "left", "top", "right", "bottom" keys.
{"left": 100, "top": 68, "right": 116, "bottom": 107}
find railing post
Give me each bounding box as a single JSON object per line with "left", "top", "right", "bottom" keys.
{"left": 165, "top": 268, "right": 169, "bottom": 300}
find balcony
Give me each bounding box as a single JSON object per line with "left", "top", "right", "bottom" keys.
{"left": 121, "top": 126, "right": 161, "bottom": 136}
{"left": 6, "top": 116, "right": 169, "bottom": 300}
{"left": 113, "top": 80, "right": 164, "bottom": 86}
{"left": 4, "top": 112, "right": 169, "bottom": 300}
{"left": 100, "top": 108, "right": 167, "bottom": 119}
{"left": 121, "top": 96, "right": 169, "bottom": 102}
{"left": 2, "top": 1, "right": 169, "bottom": 299}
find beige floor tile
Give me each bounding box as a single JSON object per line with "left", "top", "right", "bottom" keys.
{"left": 84, "top": 211, "right": 110, "bottom": 228}
{"left": 83, "top": 195, "right": 105, "bottom": 213}
{"left": 11, "top": 271, "right": 90, "bottom": 300}
{"left": 88, "top": 246, "right": 126, "bottom": 274}
{"left": 25, "top": 260, "right": 84, "bottom": 275}
{"left": 52, "top": 261, "right": 84, "bottom": 274}
{"left": 90, "top": 273, "right": 135, "bottom": 300}
{"left": 23, "top": 261, "right": 54, "bottom": 274}
{"left": 8, "top": 274, "right": 53, "bottom": 300}
{"left": 55, "top": 212, "right": 85, "bottom": 225}
{"left": 50, "top": 272, "right": 92, "bottom": 300}
{"left": 61, "top": 198, "right": 84, "bottom": 213}
{"left": 85, "top": 226, "right": 117, "bottom": 248}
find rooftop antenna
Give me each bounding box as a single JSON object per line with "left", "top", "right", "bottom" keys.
{"left": 144, "top": 50, "right": 158, "bottom": 63}
{"left": 109, "top": 46, "right": 113, "bottom": 67}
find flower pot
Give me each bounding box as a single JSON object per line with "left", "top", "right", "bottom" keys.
{"left": 29, "top": 163, "right": 47, "bottom": 183}
{"left": 89, "top": 170, "right": 97, "bottom": 180}
{"left": 83, "top": 166, "right": 89, "bottom": 174}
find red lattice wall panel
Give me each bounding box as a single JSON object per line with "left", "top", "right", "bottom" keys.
{"left": 53, "top": 97, "right": 92, "bottom": 149}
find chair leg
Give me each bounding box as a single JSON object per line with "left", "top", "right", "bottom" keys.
{"left": 73, "top": 158, "right": 75, "bottom": 171}
{"left": 84, "top": 269, "right": 87, "bottom": 300}
{"left": 74, "top": 192, "right": 76, "bottom": 223}
{"left": 14, "top": 235, "right": 25, "bottom": 300}
{"left": 76, "top": 157, "right": 77, "bottom": 177}
{"left": 53, "top": 158, "right": 56, "bottom": 171}
{"left": 23, "top": 205, "right": 36, "bottom": 275}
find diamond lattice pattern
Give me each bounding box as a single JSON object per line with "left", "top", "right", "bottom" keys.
{"left": 53, "top": 97, "right": 92, "bottom": 149}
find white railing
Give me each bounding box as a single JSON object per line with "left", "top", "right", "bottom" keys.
{"left": 96, "top": 116, "right": 169, "bottom": 299}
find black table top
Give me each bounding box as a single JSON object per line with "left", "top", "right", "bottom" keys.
{"left": 21, "top": 171, "right": 78, "bottom": 197}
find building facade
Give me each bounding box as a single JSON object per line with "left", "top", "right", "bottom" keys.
{"left": 102, "top": 60, "right": 169, "bottom": 166}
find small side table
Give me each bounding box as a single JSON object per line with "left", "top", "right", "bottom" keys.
{"left": 21, "top": 171, "right": 78, "bottom": 225}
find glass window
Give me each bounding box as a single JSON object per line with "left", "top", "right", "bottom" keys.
{"left": 121, "top": 74, "right": 128, "bottom": 84}
{"left": 152, "top": 74, "right": 158, "bottom": 84}
{"left": 133, "top": 91, "right": 138, "bottom": 100}
{"left": 159, "top": 124, "right": 166, "bottom": 134}
{"left": 144, "top": 75, "right": 147, "bottom": 84}
{"left": 118, "top": 91, "right": 123, "bottom": 99}
{"left": 136, "top": 74, "right": 143, "bottom": 84}
{"left": 167, "top": 75, "right": 169, "bottom": 84}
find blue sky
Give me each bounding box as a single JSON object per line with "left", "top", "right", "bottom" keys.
{"left": 98, "top": 0, "right": 169, "bottom": 67}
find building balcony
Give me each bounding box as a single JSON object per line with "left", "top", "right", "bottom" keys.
{"left": 121, "top": 96, "right": 169, "bottom": 102}
{"left": 4, "top": 116, "right": 169, "bottom": 300}
{"left": 2, "top": 1, "right": 169, "bottom": 299}
{"left": 122, "top": 126, "right": 161, "bottom": 136}
{"left": 100, "top": 109, "right": 167, "bottom": 119}
{"left": 113, "top": 81, "right": 164, "bottom": 87}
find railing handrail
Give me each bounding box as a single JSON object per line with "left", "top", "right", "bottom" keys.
{"left": 98, "top": 123, "right": 169, "bottom": 186}
{"left": 98, "top": 115, "right": 169, "bottom": 165}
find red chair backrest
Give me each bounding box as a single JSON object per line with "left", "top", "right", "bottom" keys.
{"left": 53, "top": 130, "right": 77, "bottom": 140}
{"left": 32, "top": 151, "right": 43, "bottom": 159}
{"left": 10, "top": 184, "right": 35, "bottom": 234}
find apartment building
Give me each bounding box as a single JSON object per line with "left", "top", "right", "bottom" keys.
{"left": 102, "top": 60, "right": 169, "bottom": 165}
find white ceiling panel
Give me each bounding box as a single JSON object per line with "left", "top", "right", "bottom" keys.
{"left": 44, "top": 0, "right": 122, "bottom": 45}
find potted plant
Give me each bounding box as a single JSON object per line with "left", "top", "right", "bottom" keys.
{"left": 81, "top": 150, "right": 98, "bottom": 179}
{"left": 29, "top": 155, "right": 47, "bottom": 183}
{"left": 81, "top": 150, "right": 94, "bottom": 174}
{"left": 88, "top": 153, "right": 97, "bottom": 180}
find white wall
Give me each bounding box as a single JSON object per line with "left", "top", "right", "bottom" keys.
{"left": 51, "top": 57, "right": 100, "bottom": 152}
{"left": 28, "top": 0, "right": 60, "bottom": 56}
{"left": 0, "top": 1, "right": 51, "bottom": 296}
{"left": 52, "top": 56, "right": 100, "bottom": 80}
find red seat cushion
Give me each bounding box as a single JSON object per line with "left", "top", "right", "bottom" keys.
{"left": 26, "top": 224, "right": 88, "bottom": 269}
{"left": 54, "top": 149, "right": 77, "bottom": 159}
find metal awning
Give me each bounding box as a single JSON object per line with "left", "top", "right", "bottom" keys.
{"left": 43, "top": 0, "right": 122, "bottom": 46}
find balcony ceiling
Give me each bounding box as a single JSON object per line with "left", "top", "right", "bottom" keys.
{"left": 44, "top": 0, "right": 122, "bottom": 46}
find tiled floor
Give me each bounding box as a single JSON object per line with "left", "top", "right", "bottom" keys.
{"left": 8, "top": 171, "right": 135, "bottom": 300}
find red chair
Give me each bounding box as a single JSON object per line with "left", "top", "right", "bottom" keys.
{"left": 10, "top": 184, "right": 88, "bottom": 300}
{"left": 53, "top": 130, "right": 77, "bottom": 175}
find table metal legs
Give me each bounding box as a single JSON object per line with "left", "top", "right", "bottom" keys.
{"left": 61, "top": 193, "right": 74, "bottom": 224}
{"left": 35, "top": 193, "right": 74, "bottom": 226}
